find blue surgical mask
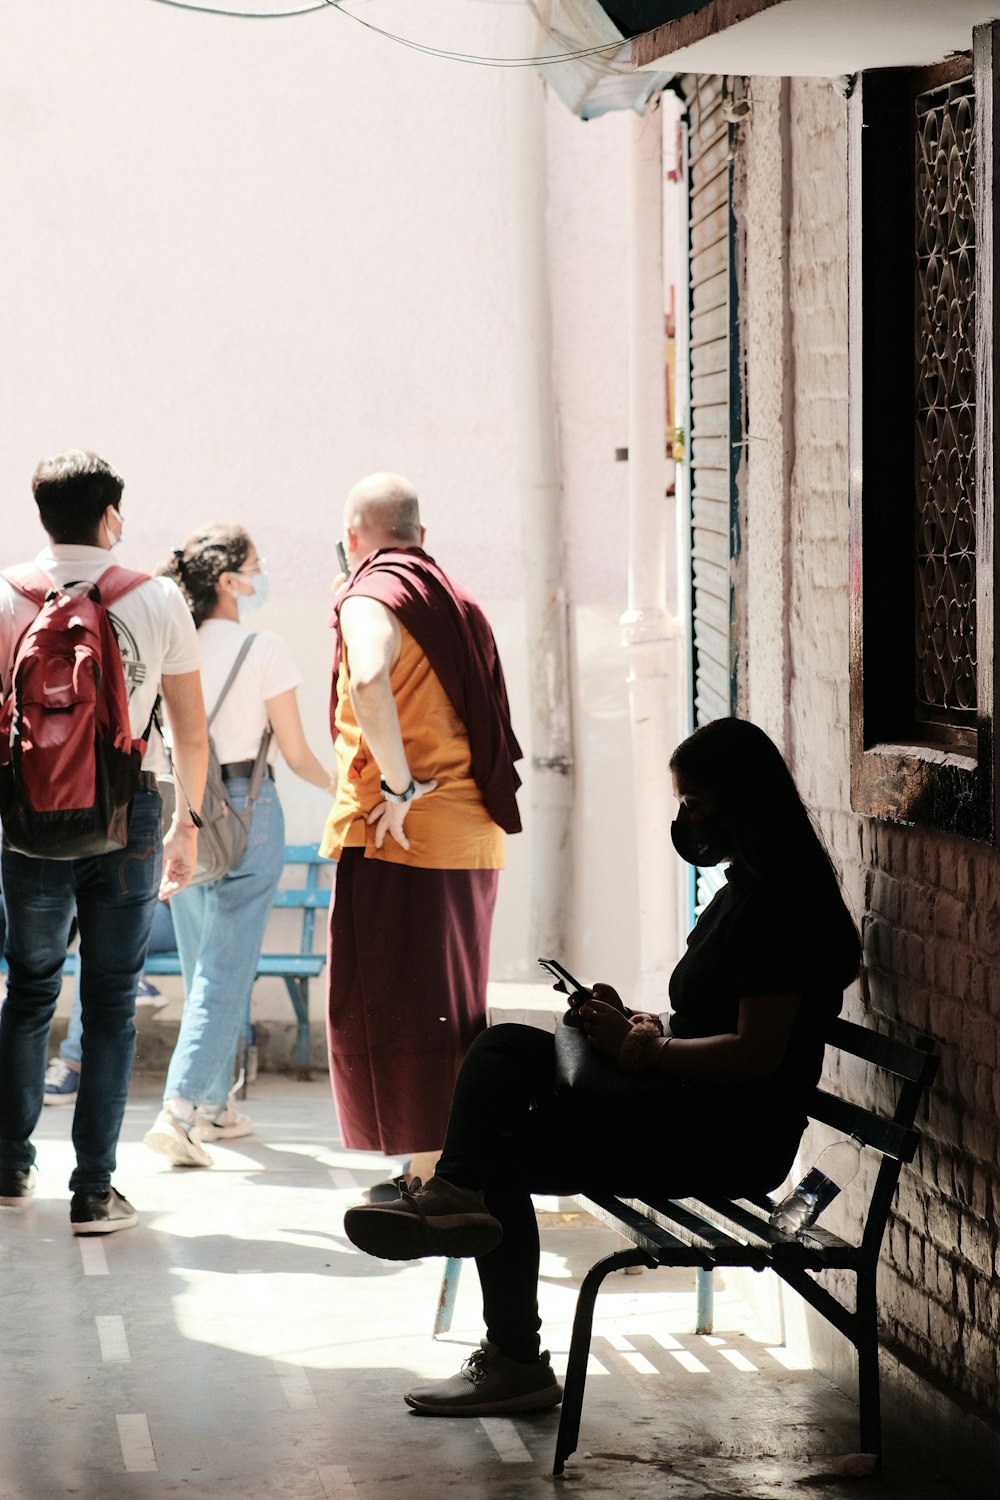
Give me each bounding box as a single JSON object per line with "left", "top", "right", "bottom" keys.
{"left": 236, "top": 572, "right": 269, "bottom": 617}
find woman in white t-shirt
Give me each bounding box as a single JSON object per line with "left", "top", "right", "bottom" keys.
{"left": 144, "top": 525, "right": 332, "bottom": 1168}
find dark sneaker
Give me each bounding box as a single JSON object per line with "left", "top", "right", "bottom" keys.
{"left": 363, "top": 1159, "right": 412, "bottom": 1204}
{"left": 0, "top": 1169, "right": 36, "bottom": 1207}
{"left": 43, "top": 1058, "right": 80, "bottom": 1106}
{"left": 343, "top": 1176, "right": 502, "bottom": 1261}
{"left": 70, "top": 1187, "right": 138, "bottom": 1235}
{"left": 364, "top": 1176, "right": 406, "bottom": 1204}
{"left": 404, "top": 1339, "right": 562, "bottom": 1417}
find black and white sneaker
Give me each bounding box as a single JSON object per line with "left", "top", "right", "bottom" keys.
{"left": 70, "top": 1186, "right": 138, "bottom": 1235}
{"left": 404, "top": 1339, "right": 562, "bottom": 1416}
{"left": 0, "top": 1168, "right": 36, "bottom": 1207}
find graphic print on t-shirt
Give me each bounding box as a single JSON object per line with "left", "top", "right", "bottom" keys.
{"left": 107, "top": 612, "right": 147, "bottom": 698}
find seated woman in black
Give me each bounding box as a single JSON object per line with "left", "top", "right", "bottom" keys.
{"left": 344, "top": 717, "right": 861, "bottom": 1417}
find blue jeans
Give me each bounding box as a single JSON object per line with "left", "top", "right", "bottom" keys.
{"left": 0, "top": 789, "right": 162, "bottom": 1194}
{"left": 165, "top": 778, "right": 284, "bottom": 1110}
{"left": 62, "top": 899, "right": 176, "bottom": 1067}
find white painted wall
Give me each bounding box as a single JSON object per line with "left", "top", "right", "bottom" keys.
{"left": 0, "top": 0, "right": 655, "bottom": 1008}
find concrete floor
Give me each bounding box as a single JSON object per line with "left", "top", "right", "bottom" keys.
{"left": 0, "top": 1074, "right": 969, "bottom": 1500}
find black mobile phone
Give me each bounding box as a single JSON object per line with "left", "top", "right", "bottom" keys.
{"left": 336, "top": 540, "right": 349, "bottom": 576}
{"left": 538, "top": 957, "right": 590, "bottom": 1003}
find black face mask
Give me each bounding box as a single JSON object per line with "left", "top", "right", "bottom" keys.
{"left": 670, "top": 812, "right": 732, "bottom": 868}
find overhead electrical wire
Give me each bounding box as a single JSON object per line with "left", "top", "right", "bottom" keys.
{"left": 143, "top": 0, "right": 652, "bottom": 69}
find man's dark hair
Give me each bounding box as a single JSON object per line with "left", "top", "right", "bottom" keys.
{"left": 32, "top": 449, "right": 124, "bottom": 544}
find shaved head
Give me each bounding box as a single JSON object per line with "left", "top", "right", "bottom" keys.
{"left": 344, "top": 472, "right": 422, "bottom": 549}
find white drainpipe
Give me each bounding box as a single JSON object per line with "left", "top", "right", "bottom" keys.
{"left": 621, "top": 102, "right": 684, "bottom": 1011}
{"left": 506, "top": 37, "right": 574, "bottom": 961}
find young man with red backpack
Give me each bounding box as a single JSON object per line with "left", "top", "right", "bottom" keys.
{"left": 0, "top": 450, "right": 208, "bottom": 1232}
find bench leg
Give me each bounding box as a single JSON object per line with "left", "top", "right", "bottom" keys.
{"left": 433, "top": 1258, "right": 463, "bottom": 1338}
{"left": 553, "top": 1247, "right": 654, "bottom": 1477}
{"left": 856, "top": 1266, "right": 882, "bottom": 1462}
{"left": 694, "top": 1267, "right": 714, "bottom": 1334}
{"left": 282, "top": 977, "right": 312, "bottom": 1080}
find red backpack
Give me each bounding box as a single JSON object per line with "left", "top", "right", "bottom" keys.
{"left": 0, "top": 564, "right": 151, "bottom": 858}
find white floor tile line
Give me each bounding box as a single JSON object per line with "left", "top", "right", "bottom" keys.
{"left": 718, "top": 1347, "right": 759, "bottom": 1373}
{"left": 479, "top": 1417, "right": 534, "bottom": 1463}
{"left": 116, "top": 1413, "right": 157, "bottom": 1472}
{"left": 273, "top": 1361, "right": 319, "bottom": 1410}
{"left": 669, "top": 1348, "right": 711, "bottom": 1374}
{"left": 78, "top": 1239, "right": 108, "bottom": 1276}
{"left": 317, "top": 1467, "right": 361, "bottom": 1499}
{"left": 96, "top": 1315, "right": 130, "bottom": 1363}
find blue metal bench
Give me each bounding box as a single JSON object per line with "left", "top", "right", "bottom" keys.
{"left": 61, "top": 842, "right": 328, "bottom": 1079}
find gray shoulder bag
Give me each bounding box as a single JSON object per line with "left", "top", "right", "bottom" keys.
{"left": 159, "top": 634, "right": 273, "bottom": 887}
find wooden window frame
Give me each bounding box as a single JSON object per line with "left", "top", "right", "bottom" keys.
{"left": 848, "top": 26, "right": 999, "bottom": 841}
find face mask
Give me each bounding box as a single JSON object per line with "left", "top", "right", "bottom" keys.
{"left": 236, "top": 572, "right": 269, "bottom": 617}
{"left": 105, "top": 511, "right": 124, "bottom": 550}
{"left": 670, "top": 812, "right": 732, "bottom": 868}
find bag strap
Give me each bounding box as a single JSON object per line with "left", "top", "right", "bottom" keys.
{"left": 2, "top": 564, "right": 149, "bottom": 609}
{"left": 2, "top": 566, "right": 51, "bottom": 606}
{"left": 92, "top": 565, "right": 151, "bottom": 608}
{"left": 245, "top": 724, "right": 274, "bottom": 807}
{"left": 208, "top": 635, "right": 272, "bottom": 807}
{"left": 208, "top": 634, "right": 257, "bottom": 729}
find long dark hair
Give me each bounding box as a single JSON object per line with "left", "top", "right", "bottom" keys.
{"left": 157, "top": 524, "right": 252, "bottom": 629}
{"left": 670, "top": 717, "right": 861, "bottom": 985}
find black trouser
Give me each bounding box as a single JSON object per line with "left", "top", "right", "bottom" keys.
{"left": 436, "top": 1024, "right": 728, "bottom": 1364}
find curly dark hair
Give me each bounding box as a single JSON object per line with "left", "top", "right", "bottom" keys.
{"left": 157, "top": 524, "right": 252, "bottom": 629}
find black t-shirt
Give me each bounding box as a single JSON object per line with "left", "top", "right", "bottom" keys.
{"left": 665, "top": 863, "right": 845, "bottom": 1187}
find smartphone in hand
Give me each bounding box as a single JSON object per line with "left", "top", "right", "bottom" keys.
{"left": 336, "top": 540, "right": 349, "bottom": 576}
{"left": 538, "top": 958, "right": 591, "bottom": 1024}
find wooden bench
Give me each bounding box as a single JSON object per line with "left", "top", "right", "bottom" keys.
{"left": 62, "top": 842, "right": 328, "bottom": 1079}
{"left": 552, "top": 1017, "right": 939, "bottom": 1476}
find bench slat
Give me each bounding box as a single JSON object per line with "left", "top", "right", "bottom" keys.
{"left": 581, "top": 1192, "right": 717, "bottom": 1265}
{"left": 826, "top": 1016, "right": 937, "bottom": 1083}
{"left": 809, "top": 1088, "right": 920, "bottom": 1161}
{"left": 283, "top": 844, "right": 328, "bottom": 863}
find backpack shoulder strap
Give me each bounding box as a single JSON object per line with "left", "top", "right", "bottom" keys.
{"left": 207, "top": 634, "right": 257, "bottom": 728}
{"left": 2, "top": 566, "right": 53, "bottom": 607}
{"left": 94, "top": 565, "right": 151, "bottom": 608}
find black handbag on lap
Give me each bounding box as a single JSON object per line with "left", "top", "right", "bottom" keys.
{"left": 552, "top": 1014, "right": 671, "bottom": 1100}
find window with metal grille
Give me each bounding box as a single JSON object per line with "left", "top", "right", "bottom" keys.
{"left": 913, "top": 73, "right": 977, "bottom": 746}
{"left": 849, "top": 33, "right": 997, "bottom": 841}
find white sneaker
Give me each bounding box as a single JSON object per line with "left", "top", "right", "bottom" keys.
{"left": 144, "top": 1108, "right": 213, "bottom": 1168}
{"left": 194, "top": 1102, "right": 253, "bottom": 1141}
{"left": 43, "top": 1058, "right": 80, "bottom": 1106}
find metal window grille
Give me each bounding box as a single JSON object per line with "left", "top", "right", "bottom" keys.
{"left": 913, "top": 75, "right": 977, "bottom": 734}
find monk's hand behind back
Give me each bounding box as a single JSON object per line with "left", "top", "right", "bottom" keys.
{"left": 367, "top": 778, "right": 438, "bottom": 851}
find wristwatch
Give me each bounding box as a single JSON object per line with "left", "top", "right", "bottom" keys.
{"left": 379, "top": 775, "right": 416, "bottom": 805}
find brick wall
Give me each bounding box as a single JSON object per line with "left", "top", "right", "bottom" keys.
{"left": 742, "top": 74, "right": 1000, "bottom": 1440}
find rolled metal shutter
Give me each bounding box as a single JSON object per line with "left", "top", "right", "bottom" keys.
{"left": 686, "top": 73, "right": 737, "bottom": 730}
{"left": 683, "top": 73, "right": 740, "bottom": 911}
